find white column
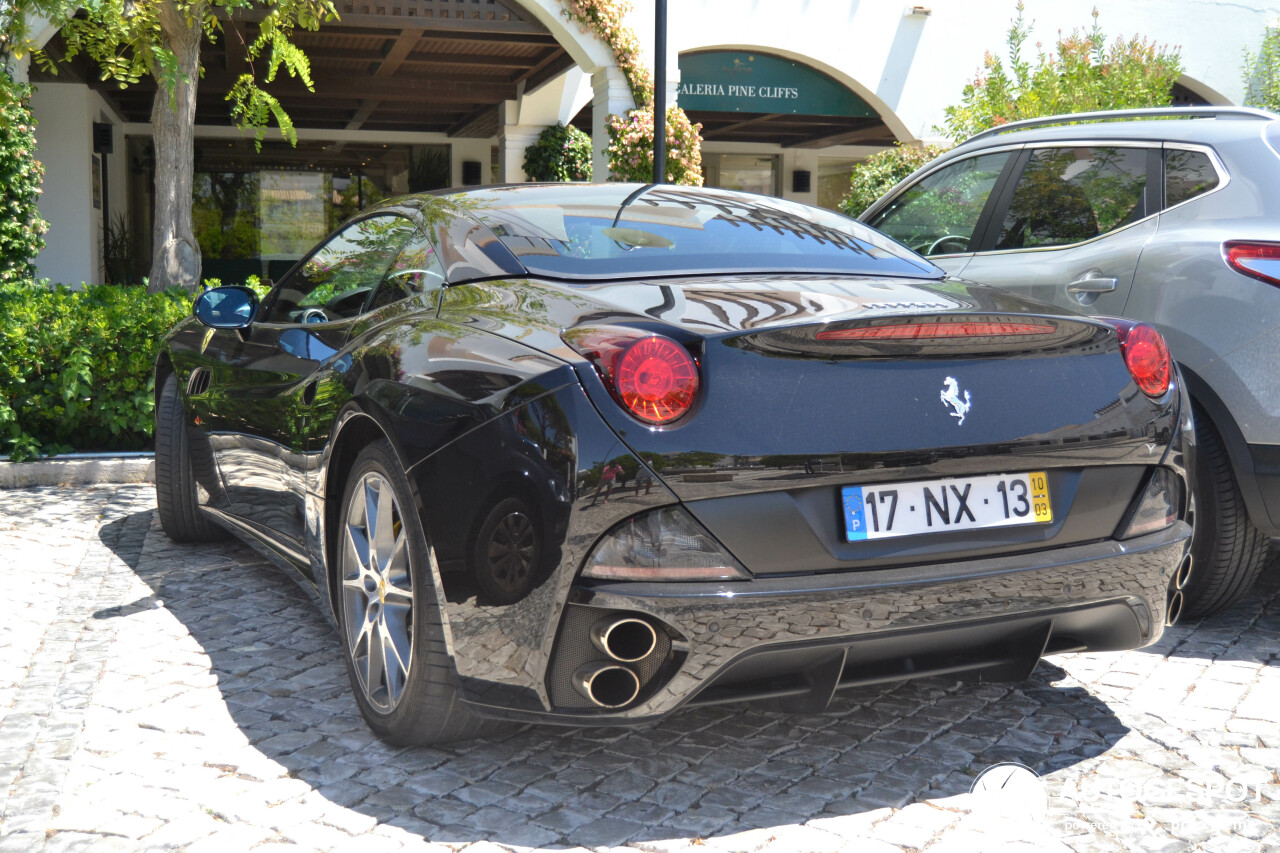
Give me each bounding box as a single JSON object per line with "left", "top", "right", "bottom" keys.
{"left": 497, "top": 98, "right": 544, "bottom": 184}
{"left": 5, "top": 56, "right": 31, "bottom": 84}
{"left": 30, "top": 83, "right": 98, "bottom": 287}
{"left": 591, "top": 66, "right": 634, "bottom": 182}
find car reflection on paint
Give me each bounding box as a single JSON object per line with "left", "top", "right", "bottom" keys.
{"left": 156, "top": 183, "right": 1193, "bottom": 744}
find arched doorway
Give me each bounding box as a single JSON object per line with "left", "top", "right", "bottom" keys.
{"left": 675, "top": 49, "right": 903, "bottom": 209}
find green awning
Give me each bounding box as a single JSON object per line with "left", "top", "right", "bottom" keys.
{"left": 677, "top": 51, "right": 876, "bottom": 118}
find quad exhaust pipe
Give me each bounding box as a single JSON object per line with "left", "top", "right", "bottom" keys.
{"left": 571, "top": 616, "right": 660, "bottom": 707}
{"left": 573, "top": 662, "right": 641, "bottom": 708}
{"left": 590, "top": 617, "right": 658, "bottom": 662}
{"left": 1166, "top": 553, "right": 1192, "bottom": 626}
{"left": 1174, "top": 553, "right": 1193, "bottom": 591}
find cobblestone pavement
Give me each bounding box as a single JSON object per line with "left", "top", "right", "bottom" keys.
{"left": 1, "top": 485, "right": 1277, "bottom": 853}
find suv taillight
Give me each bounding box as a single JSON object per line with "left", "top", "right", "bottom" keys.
{"left": 1223, "top": 241, "right": 1280, "bottom": 288}
{"left": 562, "top": 327, "right": 700, "bottom": 425}
{"left": 1103, "top": 318, "right": 1171, "bottom": 398}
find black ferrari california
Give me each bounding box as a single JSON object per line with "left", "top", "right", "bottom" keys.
{"left": 156, "top": 183, "right": 1193, "bottom": 744}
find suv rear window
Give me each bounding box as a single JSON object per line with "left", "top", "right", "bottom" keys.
{"left": 1165, "top": 149, "right": 1220, "bottom": 207}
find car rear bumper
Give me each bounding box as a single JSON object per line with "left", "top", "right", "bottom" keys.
{"left": 462, "top": 521, "right": 1189, "bottom": 725}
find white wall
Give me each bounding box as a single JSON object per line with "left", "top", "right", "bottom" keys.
{"left": 30, "top": 84, "right": 95, "bottom": 286}
{"left": 29, "top": 83, "right": 128, "bottom": 286}
{"left": 655, "top": 0, "right": 1280, "bottom": 143}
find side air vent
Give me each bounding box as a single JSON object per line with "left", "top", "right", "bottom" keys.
{"left": 186, "top": 368, "right": 211, "bottom": 397}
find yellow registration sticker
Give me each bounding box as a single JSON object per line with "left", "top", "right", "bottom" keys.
{"left": 1029, "top": 471, "right": 1052, "bottom": 523}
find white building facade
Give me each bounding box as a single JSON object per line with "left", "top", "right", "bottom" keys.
{"left": 12, "top": 0, "right": 1280, "bottom": 287}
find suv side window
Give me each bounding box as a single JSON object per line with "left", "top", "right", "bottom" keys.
{"left": 995, "top": 146, "right": 1148, "bottom": 250}
{"left": 1165, "top": 149, "right": 1220, "bottom": 207}
{"left": 263, "top": 215, "right": 416, "bottom": 324}
{"left": 868, "top": 151, "right": 1012, "bottom": 257}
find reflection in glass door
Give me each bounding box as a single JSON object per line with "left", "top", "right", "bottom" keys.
{"left": 705, "top": 154, "right": 779, "bottom": 196}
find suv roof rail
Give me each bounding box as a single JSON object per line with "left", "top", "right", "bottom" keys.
{"left": 963, "top": 106, "right": 1280, "bottom": 143}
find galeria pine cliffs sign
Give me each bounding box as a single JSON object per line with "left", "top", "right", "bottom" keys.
{"left": 676, "top": 51, "right": 876, "bottom": 118}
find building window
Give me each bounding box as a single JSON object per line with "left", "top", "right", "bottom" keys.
{"left": 705, "top": 154, "right": 780, "bottom": 196}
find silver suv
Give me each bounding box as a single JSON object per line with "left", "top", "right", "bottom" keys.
{"left": 861, "top": 107, "right": 1280, "bottom": 617}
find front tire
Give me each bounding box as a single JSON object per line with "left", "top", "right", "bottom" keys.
{"left": 1182, "top": 403, "right": 1269, "bottom": 618}
{"left": 155, "top": 374, "right": 220, "bottom": 543}
{"left": 337, "top": 439, "right": 499, "bottom": 744}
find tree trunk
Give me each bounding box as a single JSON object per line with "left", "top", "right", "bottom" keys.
{"left": 145, "top": 0, "right": 204, "bottom": 294}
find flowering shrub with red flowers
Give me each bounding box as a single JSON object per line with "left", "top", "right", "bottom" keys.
{"left": 940, "top": 3, "right": 1182, "bottom": 143}
{"left": 559, "top": 0, "right": 703, "bottom": 185}
{"left": 606, "top": 106, "right": 702, "bottom": 185}
{"left": 0, "top": 71, "right": 48, "bottom": 288}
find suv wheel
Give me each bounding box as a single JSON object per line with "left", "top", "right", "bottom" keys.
{"left": 1182, "top": 403, "right": 1269, "bottom": 618}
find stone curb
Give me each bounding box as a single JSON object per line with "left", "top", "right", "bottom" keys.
{"left": 0, "top": 456, "right": 155, "bottom": 488}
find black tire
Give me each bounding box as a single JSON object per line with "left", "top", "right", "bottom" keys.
{"left": 472, "top": 497, "right": 542, "bottom": 605}
{"left": 336, "top": 439, "right": 502, "bottom": 745}
{"left": 1182, "top": 402, "right": 1270, "bottom": 618}
{"left": 155, "top": 374, "right": 221, "bottom": 543}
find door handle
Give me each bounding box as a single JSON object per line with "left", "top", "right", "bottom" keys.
{"left": 1067, "top": 271, "right": 1118, "bottom": 294}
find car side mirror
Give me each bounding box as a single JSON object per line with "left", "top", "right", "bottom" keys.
{"left": 193, "top": 285, "right": 259, "bottom": 330}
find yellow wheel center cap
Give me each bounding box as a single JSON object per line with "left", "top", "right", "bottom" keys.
{"left": 377, "top": 577, "right": 387, "bottom": 603}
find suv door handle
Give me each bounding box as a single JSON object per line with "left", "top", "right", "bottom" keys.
{"left": 1067, "top": 271, "right": 1118, "bottom": 294}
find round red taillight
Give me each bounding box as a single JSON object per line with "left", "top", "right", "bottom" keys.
{"left": 1118, "top": 322, "right": 1171, "bottom": 397}
{"left": 614, "top": 336, "right": 699, "bottom": 424}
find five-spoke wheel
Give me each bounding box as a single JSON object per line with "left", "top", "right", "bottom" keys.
{"left": 336, "top": 440, "right": 500, "bottom": 744}
{"left": 341, "top": 470, "right": 415, "bottom": 713}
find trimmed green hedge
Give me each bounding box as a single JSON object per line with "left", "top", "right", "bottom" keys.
{"left": 0, "top": 282, "right": 190, "bottom": 461}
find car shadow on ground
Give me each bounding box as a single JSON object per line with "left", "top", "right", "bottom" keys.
{"left": 97, "top": 510, "right": 1132, "bottom": 848}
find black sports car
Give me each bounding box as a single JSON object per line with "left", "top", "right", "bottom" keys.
{"left": 156, "top": 183, "right": 1193, "bottom": 744}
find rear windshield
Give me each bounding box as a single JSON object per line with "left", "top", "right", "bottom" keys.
{"left": 469, "top": 185, "right": 942, "bottom": 281}
{"left": 1268, "top": 122, "right": 1280, "bottom": 158}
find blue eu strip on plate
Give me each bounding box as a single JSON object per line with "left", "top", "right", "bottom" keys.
{"left": 842, "top": 485, "right": 867, "bottom": 542}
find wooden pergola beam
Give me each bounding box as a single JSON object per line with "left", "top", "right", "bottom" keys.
{"left": 345, "top": 28, "right": 425, "bottom": 132}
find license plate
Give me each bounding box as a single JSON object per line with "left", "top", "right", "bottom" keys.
{"left": 841, "top": 471, "right": 1052, "bottom": 542}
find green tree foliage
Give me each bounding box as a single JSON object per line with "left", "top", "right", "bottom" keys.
{"left": 940, "top": 3, "right": 1183, "bottom": 144}
{"left": 606, "top": 106, "right": 703, "bottom": 185}
{"left": 0, "top": 71, "right": 48, "bottom": 288}
{"left": 838, "top": 143, "right": 950, "bottom": 218}
{"left": 3, "top": 0, "right": 337, "bottom": 292}
{"left": 523, "top": 123, "right": 593, "bottom": 182}
{"left": 1243, "top": 24, "right": 1280, "bottom": 113}
{"left": 16, "top": 0, "right": 334, "bottom": 144}
{"left": 0, "top": 282, "right": 190, "bottom": 460}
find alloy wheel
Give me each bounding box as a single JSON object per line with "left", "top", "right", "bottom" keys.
{"left": 341, "top": 471, "right": 414, "bottom": 713}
